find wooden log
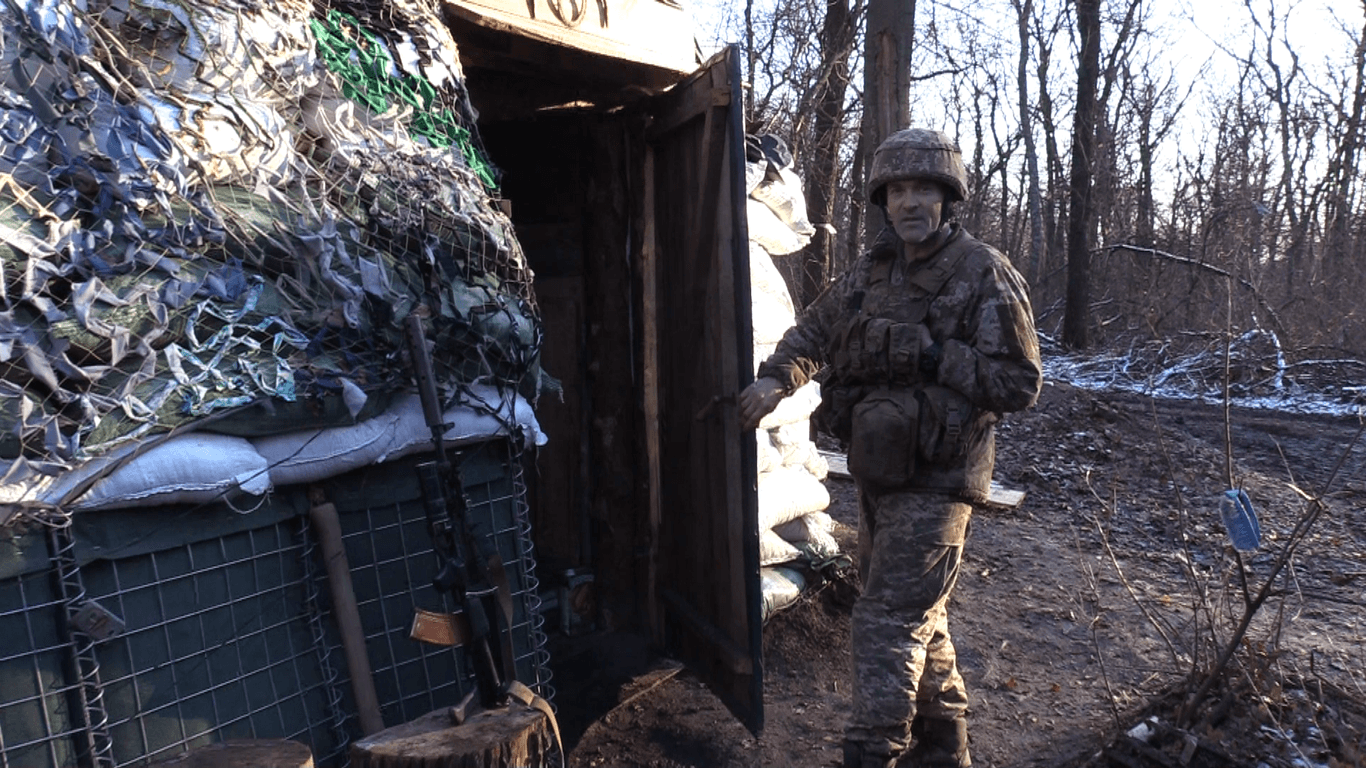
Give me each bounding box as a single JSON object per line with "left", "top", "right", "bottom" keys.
{"left": 149, "top": 739, "right": 313, "bottom": 767}
{"left": 350, "top": 704, "right": 554, "bottom": 768}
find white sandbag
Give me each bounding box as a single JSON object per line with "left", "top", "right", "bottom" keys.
{"left": 51, "top": 434, "right": 272, "bottom": 512}
{"left": 770, "top": 421, "right": 829, "bottom": 481}
{"left": 254, "top": 386, "right": 547, "bottom": 487}
{"left": 751, "top": 167, "right": 817, "bottom": 238}
{"left": 748, "top": 199, "right": 809, "bottom": 256}
{"left": 758, "top": 466, "right": 830, "bottom": 531}
{"left": 756, "top": 430, "right": 783, "bottom": 475}
{"left": 758, "top": 380, "right": 822, "bottom": 429}
{"left": 253, "top": 406, "right": 404, "bottom": 487}
{"left": 752, "top": 343, "right": 777, "bottom": 375}
{"left": 745, "top": 161, "right": 765, "bottom": 195}
{"left": 760, "top": 528, "right": 801, "bottom": 566}
{"left": 773, "top": 511, "right": 840, "bottom": 560}
{"left": 750, "top": 244, "right": 797, "bottom": 345}
{"left": 761, "top": 566, "right": 807, "bottom": 621}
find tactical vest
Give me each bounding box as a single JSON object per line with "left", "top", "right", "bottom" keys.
{"left": 813, "top": 232, "right": 973, "bottom": 443}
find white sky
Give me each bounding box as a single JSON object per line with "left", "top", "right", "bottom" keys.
{"left": 685, "top": 0, "right": 1356, "bottom": 192}
{"left": 685, "top": 0, "right": 1355, "bottom": 120}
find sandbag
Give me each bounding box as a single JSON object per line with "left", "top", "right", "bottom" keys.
{"left": 51, "top": 434, "right": 271, "bottom": 512}
{"left": 254, "top": 386, "right": 547, "bottom": 487}
{"left": 756, "top": 430, "right": 783, "bottom": 475}
{"left": 760, "top": 566, "right": 807, "bottom": 621}
{"left": 753, "top": 343, "right": 777, "bottom": 376}
{"left": 759, "top": 528, "right": 801, "bottom": 567}
{"left": 769, "top": 421, "right": 828, "bottom": 480}
{"left": 773, "top": 511, "right": 840, "bottom": 561}
{"left": 748, "top": 199, "right": 809, "bottom": 257}
{"left": 758, "top": 381, "right": 822, "bottom": 429}
{"left": 751, "top": 167, "right": 817, "bottom": 237}
{"left": 758, "top": 466, "right": 830, "bottom": 531}
{"left": 750, "top": 244, "right": 797, "bottom": 346}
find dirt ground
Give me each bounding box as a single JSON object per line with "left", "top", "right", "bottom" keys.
{"left": 552, "top": 380, "right": 1366, "bottom": 768}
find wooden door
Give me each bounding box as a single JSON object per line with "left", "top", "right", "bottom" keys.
{"left": 641, "top": 46, "right": 762, "bottom": 735}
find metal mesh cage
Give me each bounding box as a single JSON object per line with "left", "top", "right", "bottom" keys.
{"left": 318, "top": 438, "right": 552, "bottom": 726}
{"left": 0, "top": 437, "right": 550, "bottom": 767}
{"left": 84, "top": 516, "right": 346, "bottom": 766}
{"left": 0, "top": 565, "right": 88, "bottom": 768}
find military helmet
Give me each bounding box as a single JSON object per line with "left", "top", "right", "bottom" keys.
{"left": 867, "top": 128, "right": 968, "bottom": 205}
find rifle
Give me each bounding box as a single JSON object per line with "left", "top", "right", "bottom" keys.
{"left": 405, "top": 314, "right": 517, "bottom": 710}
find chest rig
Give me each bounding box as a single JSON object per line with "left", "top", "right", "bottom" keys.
{"left": 828, "top": 232, "right": 971, "bottom": 386}
{"left": 813, "top": 231, "right": 973, "bottom": 445}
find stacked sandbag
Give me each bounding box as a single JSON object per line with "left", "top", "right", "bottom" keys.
{"left": 745, "top": 135, "right": 838, "bottom": 621}
{"left": 0, "top": 0, "right": 544, "bottom": 524}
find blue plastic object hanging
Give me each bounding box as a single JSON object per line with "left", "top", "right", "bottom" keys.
{"left": 1219, "top": 489, "right": 1262, "bottom": 551}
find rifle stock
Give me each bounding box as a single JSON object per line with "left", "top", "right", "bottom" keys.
{"left": 405, "top": 314, "right": 511, "bottom": 709}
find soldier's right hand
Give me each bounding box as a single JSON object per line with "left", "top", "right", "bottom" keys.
{"left": 739, "top": 377, "right": 785, "bottom": 431}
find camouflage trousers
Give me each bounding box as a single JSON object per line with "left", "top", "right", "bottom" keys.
{"left": 848, "top": 487, "right": 971, "bottom": 755}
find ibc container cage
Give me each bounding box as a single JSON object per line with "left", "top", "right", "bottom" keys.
{"left": 0, "top": 437, "right": 551, "bottom": 767}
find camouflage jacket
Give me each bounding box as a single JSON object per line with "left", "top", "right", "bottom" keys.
{"left": 757, "top": 223, "right": 1042, "bottom": 500}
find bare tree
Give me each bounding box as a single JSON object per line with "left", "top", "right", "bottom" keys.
{"left": 861, "top": 0, "right": 914, "bottom": 246}
{"left": 1063, "top": 0, "right": 1101, "bottom": 349}
{"left": 1014, "top": 0, "right": 1046, "bottom": 284}
{"left": 799, "top": 0, "right": 860, "bottom": 306}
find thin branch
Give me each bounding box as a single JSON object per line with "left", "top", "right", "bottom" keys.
{"left": 1178, "top": 418, "right": 1366, "bottom": 726}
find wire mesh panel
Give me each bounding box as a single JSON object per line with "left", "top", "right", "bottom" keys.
{"left": 0, "top": 565, "right": 85, "bottom": 768}
{"left": 80, "top": 516, "right": 347, "bottom": 766}
{"left": 319, "top": 438, "right": 552, "bottom": 727}
{"left": 0, "top": 437, "right": 550, "bottom": 768}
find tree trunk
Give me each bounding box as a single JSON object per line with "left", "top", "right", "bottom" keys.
{"left": 1325, "top": 8, "right": 1366, "bottom": 263}
{"left": 800, "top": 0, "right": 854, "bottom": 307}
{"left": 1063, "top": 0, "right": 1101, "bottom": 349}
{"left": 862, "top": 0, "right": 915, "bottom": 248}
{"left": 1135, "top": 83, "right": 1155, "bottom": 247}
{"left": 1015, "top": 0, "right": 1045, "bottom": 284}
{"left": 1037, "top": 38, "right": 1066, "bottom": 265}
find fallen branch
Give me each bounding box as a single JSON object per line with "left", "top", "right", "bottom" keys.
{"left": 1100, "top": 243, "right": 1289, "bottom": 343}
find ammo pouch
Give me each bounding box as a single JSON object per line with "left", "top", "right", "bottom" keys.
{"left": 916, "top": 384, "right": 976, "bottom": 465}
{"left": 845, "top": 385, "right": 979, "bottom": 487}
{"left": 812, "top": 383, "right": 867, "bottom": 444}
{"left": 847, "top": 387, "right": 920, "bottom": 487}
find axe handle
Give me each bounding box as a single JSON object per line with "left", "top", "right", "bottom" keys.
{"left": 308, "top": 492, "right": 385, "bottom": 735}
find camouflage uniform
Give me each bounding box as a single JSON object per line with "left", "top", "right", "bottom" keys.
{"left": 757, "top": 222, "right": 1041, "bottom": 760}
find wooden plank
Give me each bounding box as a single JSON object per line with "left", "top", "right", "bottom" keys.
{"left": 649, "top": 56, "right": 733, "bottom": 140}
{"left": 442, "top": 0, "right": 696, "bottom": 75}
{"left": 660, "top": 588, "right": 753, "bottom": 675}
{"left": 817, "top": 450, "right": 1027, "bottom": 508}
{"left": 526, "top": 276, "right": 586, "bottom": 568}
{"left": 642, "top": 146, "right": 664, "bottom": 643}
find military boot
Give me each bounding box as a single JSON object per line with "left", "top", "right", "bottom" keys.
{"left": 843, "top": 739, "right": 897, "bottom": 768}
{"left": 900, "top": 717, "right": 970, "bottom": 768}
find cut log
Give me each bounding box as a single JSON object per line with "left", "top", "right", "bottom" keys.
{"left": 350, "top": 704, "right": 554, "bottom": 768}
{"left": 149, "top": 739, "right": 313, "bottom": 767}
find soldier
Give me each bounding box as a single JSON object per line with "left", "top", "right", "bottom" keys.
{"left": 739, "top": 128, "right": 1042, "bottom": 768}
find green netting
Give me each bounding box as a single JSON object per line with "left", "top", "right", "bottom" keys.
{"left": 309, "top": 9, "right": 498, "bottom": 188}
{"left": 0, "top": 0, "right": 545, "bottom": 490}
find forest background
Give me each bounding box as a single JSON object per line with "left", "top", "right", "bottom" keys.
{"left": 689, "top": 0, "right": 1365, "bottom": 384}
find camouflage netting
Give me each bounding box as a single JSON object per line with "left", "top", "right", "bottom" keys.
{"left": 0, "top": 0, "right": 545, "bottom": 476}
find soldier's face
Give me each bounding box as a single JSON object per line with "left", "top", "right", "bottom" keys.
{"left": 885, "top": 179, "right": 945, "bottom": 249}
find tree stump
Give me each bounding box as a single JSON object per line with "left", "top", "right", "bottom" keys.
{"left": 149, "top": 739, "right": 313, "bottom": 767}
{"left": 350, "top": 704, "right": 555, "bottom": 768}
